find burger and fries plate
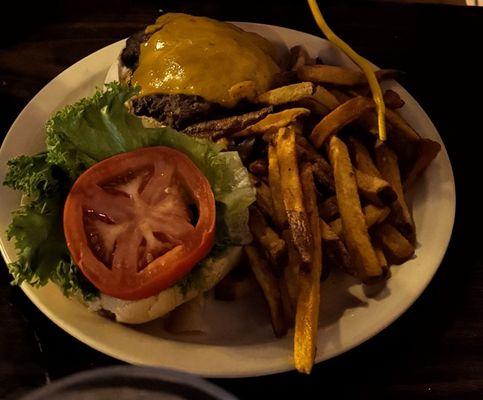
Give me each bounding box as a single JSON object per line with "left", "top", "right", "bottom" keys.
{"left": 0, "top": 22, "right": 455, "bottom": 377}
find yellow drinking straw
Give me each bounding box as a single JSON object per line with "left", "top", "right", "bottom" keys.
{"left": 307, "top": 0, "right": 386, "bottom": 141}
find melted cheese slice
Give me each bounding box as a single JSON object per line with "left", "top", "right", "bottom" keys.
{"left": 132, "top": 13, "right": 280, "bottom": 107}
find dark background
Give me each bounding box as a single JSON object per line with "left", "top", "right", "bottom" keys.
{"left": 1, "top": 1, "right": 482, "bottom": 399}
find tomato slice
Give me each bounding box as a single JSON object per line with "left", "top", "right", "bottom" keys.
{"left": 63, "top": 146, "right": 216, "bottom": 300}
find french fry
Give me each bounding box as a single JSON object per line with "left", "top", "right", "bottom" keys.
{"left": 229, "top": 80, "right": 257, "bottom": 103}
{"left": 183, "top": 106, "right": 273, "bottom": 138}
{"left": 373, "top": 243, "right": 388, "bottom": 273}
{"left": 282, "top": 230, "right": 302, "bottom": 310}
{"left": 374, "top": 222, "right": 415, "bottom": 264}
{"left": 295, "top": 97, "right": 330, "bottom": 116}
{"left": 329, "top": 88, "right": 352, "bottom": 103}
{"left": 355, "top": 169, "right": 398, "bottom": 206}
{"left": 254, "top": 179, "right": 276, "bottom": 222}
{"left": 294, "top": 164, "right": 323, "bottom": 374}
{"left": 375, "top": 68, "right": 405, "bottom": 81}
{"left": 276, "top": 127, "right": 312, "bottom": 262}
{"left": 279, "top": 275, "right": 295, "bottom": 325}
{"left": 310, "top": 97, "right": 375, "bottom": 148}
{"left": 385, "top": 108, "right": 421, "bottom": 142}
{"left": 318, "top": 195, "right": 339, "bottom": 221}
{"left": 290, "top": 45, "right": 315, "bottom": 71}
{"left": 245, "top": 246, "right": 287, "bottom": 338}
{"left": 374, "top": 141, "right": 415, "bottom": 242}
{"left": 346, "top": 136, "right": 381, "bottom": 178}
{"left": 249, "top": 206, "right": 287, "bottom": 265}
{"left": 268, "top": 140, "right": 288, "bottom": 228}
{"left": 403, "top": 139, "right": 441, "bottom": 191}
{"left": 297, "top": 64, "right": 365, "bottom": 86}
{"left": 312, "top": 85, "right": 341, "bottom": 110}
{"left": 234, "top": 108, "right": 310, "bottom": 138}
{"left": 257, "top": 82, "right": 315, "bottom": 106}
{"left": 330, "top": 204, "right": 390, "bottom": 237}
{"left": 328, "top": 135, "right": 383, "bottom": 281}
{"left": 383, "top": 89, "right": 405, "bottom": 109}
{"left": 296, "top": 136, "right": 334, "bottom": 190}
{"left": 215, "top": 274, "right": 258, "bottom": 301}
{"left": 320, "top": 219, "right": 353, "bottom": 274}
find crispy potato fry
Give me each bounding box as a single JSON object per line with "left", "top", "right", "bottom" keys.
{"left": 385, "top": 108, "right": 421, "bottom": 142}
{"left": 318, "top": 195, "right": 339, "bottom": 221}
{"left": 229, "top": 80, "right": 258, "bottom": 103}
{"left": 355, "top": 169, "right": 398, "bottom": 206}
{"left": 403, "top": 139, "right": 441, "bottom": 191}
{"left": 374, "top": 141, "right": 415, "bottom": 242}
{"left": 268, "top": 140, "right": 288, "bottom": 228}
{"left": 296, "top": 136, "right": 334, "bottom": 190}
{"left": 329, "top": 88, "right": 352, "bottom": 103}
{"left": 383, "top": 89, "right": 405, "bottom": 109}
{"left": 320, "top": 219, "right": 353, "bottom": 273}
{"left": 310, "top": 97, "right": 375, "bottom": 148}
{"left": 328, "top": 136, "right": 383, "bottom": 281}
{"left": 375, "top": 69, "right": 405, "bottom": 81}
{"left": 257, "top": 82, "right": 315, "bottom": 106}
{"left": 253, "top": 179, "right": 276, "bottom": 222}
{"left": 312, "top": 85, "right": 341, "bottom": 110}
{"left": 346, "top": 136, "right": 381, "bottom": 178}
{"left": 282, "top": 230, "right": 302, "bottom": 309}
{"left": 373, "top": 243, "right": 388, "bottom": 272}
{"left": 245, "top": 246, "right": 287, "bottom": 338}
{"left": 375, "top": 223, "right": 415, "bottom": 264}
{"left": 330, "top": 204, "right": 390, "bottom": 237}
{"left": 294, "top": 97, "right": 330, "bottom": 116}
{"left": 297, "top": 64, "right": 365, "bottom": 86}
{"left": 234, "top": 108, "right": 310, "bottom": 138}
{"left": 294, "top": 164, "right": 323, "bottom": 374}
{"left": 183, "top": 106, "right": 273, "bottom": 138}
{"left": 276, "top": 127, "right": 312, "bottom": 262}
{"left": 215, "top": 274, "right": 257, "bottom": 301}
{"left": 290, "top": 45, "right": 315, "bottom": 71}
{"left": 249, "top": 206, "right": 287, "bottom": 265}
{"left": 279, "top": 275, "right": 295, "bottom": 325}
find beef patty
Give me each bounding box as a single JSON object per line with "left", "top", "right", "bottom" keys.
{"left": 120, "top": 30, "right": 223, "bottom": 130}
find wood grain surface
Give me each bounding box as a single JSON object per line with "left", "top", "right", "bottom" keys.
{"left": 1, "top": 1, "right": 482, "bottom": 399}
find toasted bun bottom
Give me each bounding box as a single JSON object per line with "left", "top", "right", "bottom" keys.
{"left": 88, "top": 246, "right": 242, "bottom": 324}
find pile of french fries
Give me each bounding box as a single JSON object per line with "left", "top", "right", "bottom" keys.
{"left": 205, "top": 45, "right": 441, "bottom": 373}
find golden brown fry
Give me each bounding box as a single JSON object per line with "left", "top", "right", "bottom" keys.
{"left": 245, "top": 246, "right": 287, "bottom": 338}
{"left": 383, "top": 89, "right": 405, "bottom": 109}
{"left": 296, "top": 136, "right": 334, "bottom": 190}
{"left": 282, "top": 230, "right": 302, "bottom": 310}
{"left": 294, "top": 164, "right": 323, "bottom": 374}
{"left": 403, "top": 138, "right": 441, "bottom": 191}
{"left": 328, "top": 136, "right": 383, "bottom": 281}
{"left": 373, "top": 243, "right": 388, "bottom": 272}
{"left": 312, "top": 85, "right": 341, "bottom": 110}
{"left": 268, "top": 140, "right": 288, "bottom": 228}
{"left": 346, "top": 136, "right": 381, "bottom": 178}
{"left": 330, "top": 204, "right": 390, "bottom": 237}
{"left": 215, "top": 274, "right": 257, "bottom": 301}
{"left": 257, "top": 82, "right": 315, "bottom": 106}
{"left": 329, "top": 88, "right": 352, "bottom": 103}
{"left": 375, "top": 223, "right": 415, "bottom": 264}
{"left": 249, "top": 206, "right": 287, "bottom": 265}
{"left": 297, "top": 64, "right": 365, "bottom": 86}
{"left": 234, "top": 108, "right": 310, "bottom": 138}
{"left": 318, "top": 195, "right": 339, "bottom": 221}
{"left": 229, "top": 80, "right": 257, "bottom": 103}
{"left": 276, "top": 127, "right": 312, "bottom": 262}
{"left": 295, "top": 97, "right": 330, "bottom": 116}
{"left": 310, "top": 97, "right": 375, "bottom": 148}
{"left": 385, "top": 108, "right": 421, "bottom": 141}
{"left": 355, "top": 169, "right": 398, "bottom": 206}
{"left": 374, "top": 141, "right": 415, "bottom": 242}
{"left": 290, "top": 45, "right": 315, "bottom": 71}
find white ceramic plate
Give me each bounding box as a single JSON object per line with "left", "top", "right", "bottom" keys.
{"left": 0, "top": 23, "right": 455, "bottom": 378}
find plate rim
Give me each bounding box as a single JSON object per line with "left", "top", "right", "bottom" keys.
{"left": 0, "top": 22, "right": 456, "bottom": 378}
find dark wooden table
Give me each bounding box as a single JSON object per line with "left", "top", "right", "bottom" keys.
{"left": 1, "top": 1, "right": 482, "bottom": 399}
